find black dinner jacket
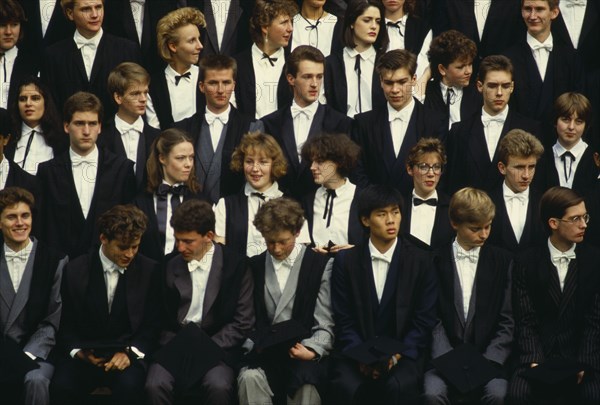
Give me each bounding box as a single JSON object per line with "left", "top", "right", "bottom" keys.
{"left": 36, "top": 148, "right": 136, "bottom": 259}
{"left": 445, "top": 109, "right": 541, "bottom": 194}
{"left": 261, "top": 103, "right": 352, "bottom": 200}
{"left": 424, "top": 79, "right": 482, "bottom": 130}
{"left": 400, "top": 190, "right": 454, "bottom": 251}
{"left": 19, "top": 0, "right": 73, "bottom": 57}
{"left": 174, "top": 106, "right": 253, "bottom": 198}
{"left": 324, "top": 49, "right": 386, "bottom": 117}
{"left": 233, "top": 47, "right": 293, "bottom": 118}
{"left": 351, "top": 99, "right": 446, "bottom": 196}
{"left": 42, "top": 33, "right": 141, "bottom": 121}
{"left": 513, "top": 243, "right": 600, "bottom": 369}
{"left": 6, "top": 50, "right": 39, "bottom": 109}
{"left": 584, "top": 179, "right": 600, "bottom": 249}
{"left": 58, "top": 250, "right": 160, "bottom": 356}
{"left": 488, "top": 185, "right": 544, "bottom": 254}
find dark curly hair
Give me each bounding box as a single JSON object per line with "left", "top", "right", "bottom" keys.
{"left": 254, "top": 197, "right": 305, "bottom": 236}
{"left": 301, "top": 133, "right": 360, "bottom": 177}
{"left": 428, "top": 30, "right": 477, "bottom": 81}
{"left": 170, "top": 199, "right": 215, "bottom": 235}
{"left": 97, "top": 205, "right": 148, "bottom": 243}
{"left": 250, "top": 0, "right": 299, "bottom": 45}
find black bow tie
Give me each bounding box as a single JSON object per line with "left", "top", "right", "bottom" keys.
{"left": 413, "top": 197, "right": 437, "bottom": 207}
{"left": 174, "top": 71, "right": 191, "bottom": 86}
{"left": 262, "top": 53, "right": 278, "bottom": 67}
{"left": 386, "top": 21, "right": 404, "bottom": 36}
{"left": 157, "top": 184, "right": 186, "bottom": 198}
{"left": 251, "top": 192, "right": 266, "bottom": 201}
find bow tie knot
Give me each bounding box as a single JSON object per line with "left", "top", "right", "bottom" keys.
{"left": 455, "top": 249, "right": 478, "bottom": 264}
{"left": 504, "top": 192, "right": 527, "bottom": 205}
{"left": 291, "top": 105, "right": 313, "bottom": 119}
{"left": 389, "top": 110, "right": 407, "bottom": 122}
{"left": 371, "top": 252, "right": 391, "bottom": 264}
{"left": 5, "top": 251, "right": 28, "bottom": 262}
{"left": 551, "top": 251, "right": 576, "bottom": 266}
{"left": 71, "top": 155, "right": 96, "bottom": 167}
{"left": 531, "top": 43, "right": 553, "bottom": 52}
{"left": 413, "top": 197, "right": 437, "bottom": 207}
{"left": 565, "top": 0, "right": 586, "bottom": 7}
{"left": 206, "top": 111, "right": 229, "bottom": 125}
{"left": 157, "top": 183, "right": 186, "bottom": 198}
{"left": 104, "top": 265, "right": 125, "bottom": 275}
{"left": 119, "top": 121, "right": 144, "bottom": 134}
{"left": 482, "top": 116, "right": 505, "bottom": 126}
{"left": 262, "top": 53, "right": 278, "bottom": 67}
{"left": 386, "top": 20, "right": 404, "bottom": 36}
{"left": 175, "top": 71, "right": 191, "bottom": 86}
{"left": 188, "top": 259, "right": 203, "bottom": 272}
{"left": 75, "top": 37, "right": 97, "bottom": 50}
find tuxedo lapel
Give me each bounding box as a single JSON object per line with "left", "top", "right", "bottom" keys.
{"left": 71, "top": 41, "right": 89, "bottom": 84}
{"left": 468, "top": 118, "right": 491, "bottom": 173}
{"left": 5, "top": 243, "right": 36, "bottom": 331}
{"left": 89, "top": 36, "right": 106, "bottom": 84}
{"left": 274, "top": 247, "right": 305, "bottom": 321}
{"left": 202, "top": 243, "right": 223, "bottom": 318}
{"left": 281, "top": 109, "right": 300, "bottom": 169}
{"left": 451, "top": 253, "right": 467, "bottom": 328}
{"left": 221, "top": 0, "right": 242, "bottom": 51}
{"left": 264, "top": 254, "right": 282, "bottom": 316}
{"left": 378, "top": 243, "right": 400, "bottom": 314}
{"left": 559, "top": 259, "right": 578, "bottom": 318}
{"left": 172, "top": 256, "right": 193, "bottom": 323}
{"left": 202, "top": 1, "right": 219, "bottom": 53}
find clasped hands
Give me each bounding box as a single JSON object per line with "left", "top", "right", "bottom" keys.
{"left": 360, "top": 353, "right": 402, "bottom": 380}
{"left": 76, "top": 349, "right": 131, "bottom": 372}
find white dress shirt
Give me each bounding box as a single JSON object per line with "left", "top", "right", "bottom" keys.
{"left": 115, "top": 114, "right": 144, "bottom": 168}
{"left": 503, "top": 182, "right": 529, "bottom": 243}
{"left": 4, "top": 239, "right": 33, "bottom": 293}
{"left": 270, "top": 243, "right": 302, "bottom": 292}
{"left": 388, "top": 99, "right": 415, "bottom": 157}
{"left": 251, "top": 44, "right": 285, "bottom": 119}
{"left": 14, "top": 123, "right": 54, "bottom": 175}
{"left": 560, "top": 0, "right": 587, "bottom": 48}
{"left": 409, "top": 189, "right": 437, "bottom": 246}
{"left": 481, "top": 106, "right": 508, "bottom": 160}
{"left": 552, "top": 139, "right": 587, "bottom": 189}
{"left": 292, "top": 12, "right": 337, "bottom": 56}
{"left": 369, "top": 238, "right": 397, "bottom": 303}
{"left": 0, "top": 46, "right": 18, "bottom": 109}
{"left": 165, "top": 64, "right": 199, "bottom": 122}
{"left": 453, "top": 239, "right": 480, "bottom": 319}
{"left": 211, "top": 0, "right": 231, "bottom": 50}
{"left": 312, "top": 179, "right": 356, "bottom": 247}
{"left": 291, "top": 100, "right": 318, "bottom": 161}
{"left": 99, "top": 245, "right": 125, "bottom": 312}
{"left": 548, "top": 238, "right": 576, "bottom": 291}
{"left": 40, "top": 0, "right": 57, "bottom": 37}
{"left": 129, "top": 0, "right": 145, "bottom": 45}
{"left": 0, "top": 157, "right": 9, "bottom": 190}
{"left": 153, "top": 181, "right": 184, "bottom": 255}
{"left": 343, "top": 46, "right": 376, "bottom": 117}
{"left": 70, "top": 146, "right": 99, "bottom": 219}
{"left": 440, "top": 82, "right": 463, "bottom": 128}
{"left": 474, "top": 0, "right": 492, "bottom": 40}
{"left": 205, "top": 104, "right": 230, "bottom": 151}
{"left": 74, "top": 28, "right": 103, "bottom": 80}
{"left": 184, "top": 243, "right": 215, "bottom": 324}
{"left": 527, "top": 32, "right": 553, "bottom": 80}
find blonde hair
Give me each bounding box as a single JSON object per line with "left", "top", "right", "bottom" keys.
{"left": 449, "top": 187, "right": 496, "bottom": 225}
{"left": 156, "top": 7, "right": 206, "bottom": 63}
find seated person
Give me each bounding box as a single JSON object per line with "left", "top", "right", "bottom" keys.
{"left": 238, "top": 197, "right": 334, "bottom": 405}
{"left": 330, "top": 184, "right": 437, "bottom": 405}
{"left": 0, "top": 187, "right": 67, "bottom": 405}
{"left": 145, "top": 199, "right": 254, "bottom": 405}
{"left": 401, "top": 137, "right": 453, "bottom": 250}
{"left": 51, "top": 205, "right": 160, "bottom": 404}
{"left": 300, "top": 132, "right": 363, "bottom": 254}
{"left": 488, "top": 129, "right": 545, "bottom": 254}
{"left": 424, "top": 187, "right": 513, "bottom": 405}
{"left": 507, "top": 187, "right": 600, "bottom": 404}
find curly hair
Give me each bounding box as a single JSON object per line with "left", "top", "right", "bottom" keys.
{"left": 406, "top": 137, "right": 447, "bottom": 168}
{"left": 0, "top": 187, "right": 34, "bottom": 216}
{"left": 156, "top": 7, "right": 206, "bottom": 63}
{"left": 97, "top": 204, "right": 148, "bottom": 243}
{"left": 230, "top": 131, "right": 288, "bottom": 180}
{"left": 428, "top": 30, "right": 477, "bottom": 81}
{"left": 301, "top": 133, "right": 360, "bottom": 177}
{"left": 170, "top": 199, "right": 215, "bottom": 235}
{"left": 254, "top": 197, "right": 305, "bottom": 236}
{"left": 250, "top": 0, "right": 298, "bottom": 45}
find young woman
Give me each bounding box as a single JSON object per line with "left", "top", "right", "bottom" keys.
{"left": 8, "top": 76, "right": 67, "bottom": 174}
{"left": 291, "top": 0, "right": 343, "bottom": 57}
{"left": 214, "top": 131, "right": 309, "bottom": 256}
{"left": 135, "top": 128, "right": 203, "bottom": 261}
{"left": 324, "top": 0, "right": 388, "bottom": 117}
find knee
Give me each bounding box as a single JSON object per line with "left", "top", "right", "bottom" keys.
{"left": 482, "top": 378, "right": 507, "bottom": 405}
{"left": 24, "top": 370, "right": 51, "bottom": 388}
{"left": 145, "top": 369, "right": 173, "bottom": 397}
{"left": 237, "top": 368, "right": 268, "bottom": 389}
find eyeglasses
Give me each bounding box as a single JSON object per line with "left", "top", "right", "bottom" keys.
{"left": 555, "top": 213, "right": 590, "bottom": 225}
{"left": 415, "top": 163, "right": 443, "bottom": 175}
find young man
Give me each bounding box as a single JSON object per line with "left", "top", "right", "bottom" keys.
{"left": 537, "top": 92, "right": 598, "bottom": 195}
{"left": 261, "top": 45, "right": 351, "bottom": 200}
{"left": 0, "top": 0, "right": 38, "bottom": 109}
{"left": 238, "top": 197, "right": 334, "bottom": 405}
{"left": 503, "top": 0, "right": 582, "bottom": 146}
{"left": 174, "top": 54, "right": 262, "bottom": 204}
{"left": 488, "top": 129, "right": 545, "bottom": 253}
{"left": 37, "top": 92, "right": 136, "bottom": 259}
{"left": 101, "top": 62, "right": 159, "bottom": 190}
{"left": 42, "top": 0, "right": 141, "bottom": 120}
{"left": 401, "top": 137, "right": 453, "bottom": 250}
{"left": 425, "top": 187, "right": 513, "bottom": 405}
{"left": 149, "top": 7, "right": 205, "bottom": 129}
{"left": 352, "top": 49, "right": 445, "bottom": 196}
{"left": 145, "top": 199, "right": 254, "bottom": 405}
{"left": 508, "top": 187, "right": 600, "bottom": 404}
{"left": 425, "top": 29, "right": 481, "bottom": 130}
{"left": 330, "top": 184, "right": 437, "bottom": 404}
{"left": 52, "top": 204, "right": 159, "bottom": 404}
{"left": 446, "top": 55, "right": 540, "bottom": 194}
{"left": 0, "top": 187, "right": 67, "bottom": 405}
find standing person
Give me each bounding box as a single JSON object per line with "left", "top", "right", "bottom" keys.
{"left": 51, "top": 205, "right": 160, "bottom": 404}
{"left": 324, "top": 0, "right": 389, "bottom": 117}
{"left": 0, "top": 187, "right": 67, "bottom": 405}
{"left": 507, "top": 187, "right": 600, "bottom": 404}
{"left": 291, "top": 0, "right": 343, "bottom": 57}
{"left": 37, "top": 92, "right": 136, "bottom": 259}
{"left": 234, "top": 0, "right": 297, "bottom": 119}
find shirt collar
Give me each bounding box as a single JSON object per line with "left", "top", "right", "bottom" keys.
{"left": 187, "top": 242, "right": 215, "bottom": 272}
{"left": 547, "top": 237, "right": 576, "bottom": 260}
{"left": 412, "top": 188, "right": 438, "bottom": 202}
{"left": 320, "top": 178, "right": 351, "bottom": 196}
{"left": 344, "top": 45, "right": 376, "bottom": 61}
{"left": 452, "top": 239, "right": 480, "bottom": 262}
{"left": 502, "top": 181, "right": 529, "bottom": 200}
{"left": 205, "top": 104, "right": 231, "bottom": 119}
{"left": 244, "top": 181, "right": 281, "bottom": 198}
{"left": 526, "top": 32, "right": 553, "bottom": 49}
{"left": 482, "top": 105, "right": 509, "bottom": 123}
{"left": 385, "top": 14, "right": 408, "bottom": 25}
{"left": 0, "top": 156, "right": 9, "bottom": 174}
{"left": 440, "top": 81, "right": 463, "bottom": 97}
{"left": 368, "top": 237, "right": 397, "bottom": 263}
{"left": 4, "top": 238, "right": 33, "bottom": 257}
{"left": 291, "top": 99, "right": 319, "bottom": 117}
{"left": 387, "top": 98, "right": 415, "bottom": 121}
{"left": 69, "top": 145, "right": 99, "bottom": 163}
{"left": 2, "top": 46, "right": 18, "bottom": 61}
{"left": 270, "top": 243, "right": 303, "bottom": 271}
{"left": 165, "top": 64, "right": 195, "bottom": 84}
{"left": 73, "top": 28, "right": 103, "bottom": 48}
{"left": 99, "top": 245, "right": 126, "bottom": 273}
{"left": 114, "top": 114, "right": 144, "bottom": 134}
{"left": 553, "top": 139, "right": 587, "bottom": 160}
{"left": 252, "top": 43, "right": 284, "bottom": 64}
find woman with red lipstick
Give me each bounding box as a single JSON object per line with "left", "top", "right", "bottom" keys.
{"left": 135, "top": 128, "right": 202, "bottom": 261}
{"left": 7, "top": 77, "right": 67, "bottom": 175}
{"left": 324, "top": 0, "right": 389, "bottom": 117}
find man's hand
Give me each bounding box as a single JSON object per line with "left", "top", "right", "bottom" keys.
{"left": 76, "top": 350, "right": 106, "bottom": 368}
{"left": 289, "top": 343, "right": 316, "bottom": 361}
{"left": 313, "top": 244, "right": 355, "bottom": 255}
{"left": 103, "top": 352, "right": 131, "bottom": 372}
{"left": 359, "top": 363, "right": 376, "bottom": 379}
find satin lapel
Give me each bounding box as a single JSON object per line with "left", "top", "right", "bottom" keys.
{"left": 580, "top": 1, "right": 598, "bottom": 44}
{"left": 202, "top": 0, "right": 219, "bottom": 53}
{"left": 202, "top": 243, "right": 223, "bottom": 318}
{"left": 89, "top": 35, "right": 105, "bottom": 84}
{"left": 451, "top": 250, "right": 467, "bottom": 328}
{"left": 264, "top": 254, "right": 282, "bottom": 314}
{"left": 70, "top": 41, "right": 89, "bottom": 84}
{"left": 172, "top": 256, "right": 193, "bottom": 323}
{"left": 58, "top": 153, "right": 86, "bottom": 223}
{"left": 125, "top": 259, "right": 143, "bottom": 332}
{"left": 543, "top": 251, "right": 562, "bottom": 308}
{"left": 5, "top": 242, "right": 37, "bottom": 330}
{"left": 273, "top": 246, "right": 305, "bottom": 321}
{"left": 380, "top": 111, "right": 397, "bottom": 176}
{"left": 468, "top": 119, "right": 491, "bottom": 174}
{"left": 221, "top": 0, "right": 242, "bottom": 51}
{"left": 558, "top": 259, "right": 578, "bottom": 318}
{"left": 0, "top": 257, "right": 13, "bottom": 309}
{"left": 280, "top": 110, "right": 300, "bottom": 169}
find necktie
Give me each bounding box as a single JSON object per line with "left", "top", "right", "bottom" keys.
{"left": 323, "top": 188, "right": 337, "bottom": 228}
{"left": 156, "top": 184, "right": 186, "bottom": 245}
{"left": 262, "top": 53, "right": 278, "bottom": 67}
{"left": 413, "top": 197, "right": 437, "bottom": 207}
{"left": 251, "top": 192, "right": 266, "bottom": 208}
{"left": 446, "top": 88, "right": 455, "bottom": 107}
{"left": 175, "top": 71, "right": 191, "bottom": 85}
{"left": 20, "top": 130, "right": 36, "bottom": 169}
{"left": 561, "top": 151, "right": 575, "bottom": 182}
{"left": 354, "top": 55, "right": 362, "bottom": 114}
{"left": 386, "top": 21, "right": 404, "bottom": 36}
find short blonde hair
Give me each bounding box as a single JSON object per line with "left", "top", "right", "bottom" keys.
{"left": 449, "top": 187, "right": 495, "bottom": 225}
{"left": 497, "top": 129, "right": 544, "bottom": 165}
{"left": 156, "top": 7, "right": 206, "bottom": 63}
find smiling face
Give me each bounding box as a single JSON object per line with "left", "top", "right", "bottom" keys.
{"left": 522, "top": 0, "right": 559, "bottom": 41}
{"left": 67, "top": 0, "right": 104, "bottom": 39}
{"left": 159, "top": 141, "right": 194, "bottom": 185}
{"left": 556, "top": 112, "right": 585, "bottom": 150}
{"left": 407, "top": 152, "right": 442, "bottom": 198}
{"left": 64, "top": 111, "right": 101, "bottom": 156}
{"left": 439, "top": 58, "right": 473, "bottom": 88}
{"left": 381, "top": 67, "right": 415, "bottom": 111}
{"left": 477, "top": 70, "right": 514, "bottom": 116}
{"left": 0, "top": 202, "right": 32, "bottom": 251}
{"left": 169, "top": 24, "right": 203, "bottom": 68}
{"left": 262, "top": 13, "right": 293, "bottom": 51}
{"left": 18, "top": 84, "right": 46, "bottom": 128}
{"left": 244, "top": 150, "right": 274, "bottom": 192}
{"left": 287, "top": 60, "right": 323, "bottom": 108}
{"left": 452, "top": 220, "right": 492, "bottom": 251}
{"left": 361, "top": 204, "right": 401, "bottom": 248}
{"left": 352, "top": 6, "right": 381, "bottom": 51}
{"left": 498, "top": 154, "right": 537, "bottom": 193}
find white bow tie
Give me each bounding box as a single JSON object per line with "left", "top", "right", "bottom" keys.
{"left": 531, "top": 43, "right": 553, "bottom": 52}
{"left": 565, "top": 0, "right": 586, "bottom": 7}
{"left": 371, "top": 252, "right": 391, "bottom": 264}
{"left": 291, "top": 104, "right": 314, "bottom": 120}
{"left": 504, "top": 192, "right": 527, "bottom": 205}
{"left": 482, "top": 116, "right": 505, "bottom": 126}
{"left": 104, "top": 265, "right": 125, "bottom": 275}
{"left": 551, "top": 251, "right": 576, "bottom": 266}
{"left": 206, "top": 111, "right": 229, "bottom": 126}
{"left": 75, "top": 36, "right": 97, "bottom": 50}
{"left": 71, "top": 155, "right": 96, "bottom": 167}
{"left": 118, "top": 120, "right": 144, "bottom": 134}
{"left": 455, "top": 249, "right": 478, "bottom": 264}
{"left": 5, "top": 251, "right": 28, "bottom": 262}
{"left": 188, "top": 259, "right": 204, "bottom": 272}
{"left": 389, "top": 110, "right": 407, "bottom": 122}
